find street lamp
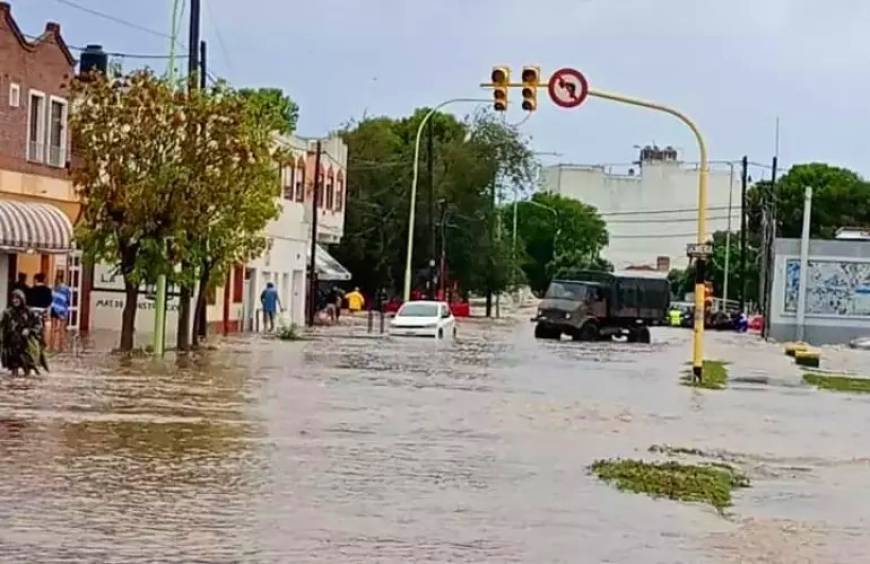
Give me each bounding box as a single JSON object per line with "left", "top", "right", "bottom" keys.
{"left": 402, "top": 98, "right": 490, "bottom": 301}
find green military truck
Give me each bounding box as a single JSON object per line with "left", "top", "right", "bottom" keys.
{"left": 533, "top": 271, "right": 670, "bottom": 343}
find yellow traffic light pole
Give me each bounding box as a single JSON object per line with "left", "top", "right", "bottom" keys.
{"left": 480, "top": 73, "right": 710, "bottom": 380}
{"left": 586, "top": 87, "right": 709, "bottom": 381}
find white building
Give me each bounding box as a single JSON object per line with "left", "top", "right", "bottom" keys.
{"left": 240, "top": 133, "right": 350, "bottom": 332}
{"left": 542, "top": 147, "right": 741, "bottom": 271}
{"left": 89, "top": 133, "right": 351, "bottom": 341}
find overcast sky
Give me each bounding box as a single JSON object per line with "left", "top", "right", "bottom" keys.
{"left": 15, "top": 0, "right": 870, "bottom": 176}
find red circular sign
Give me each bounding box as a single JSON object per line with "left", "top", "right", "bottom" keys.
{"left": 548, "top": 68, "right": 589, "bottom": 109}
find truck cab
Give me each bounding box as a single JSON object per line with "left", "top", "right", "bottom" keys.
{"left": 534, "top": 271, "right": 670, "bottom": 343}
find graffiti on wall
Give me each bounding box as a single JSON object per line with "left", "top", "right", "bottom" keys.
{"left": 784, "top": 259, "right": 870, "bottom": 316}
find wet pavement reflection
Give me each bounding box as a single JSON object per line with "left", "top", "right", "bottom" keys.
{"left": 1, "top": 317, "right": 869, "bottom": 562}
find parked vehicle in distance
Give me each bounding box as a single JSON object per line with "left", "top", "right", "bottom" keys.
{"left": 533, "top": 271, "right": 670, "bottom": 343}
{"left": 390, "top": 301, "right": 456, "bottom": 339}
{"left": 850, "top": 335, "right": 870, "bottom": 350}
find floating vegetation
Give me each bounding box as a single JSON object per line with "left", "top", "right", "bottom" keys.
{"left": 590, "top": 459, "right": 749, "bottom": 511}
{"left": 803, "top": 373, "right": 870, "bottom": 394}
{"left": 276, "top": 324, "right": 302, "bottom": 341}
{"left": 681, "top": 360, "right": 728, "bottom": 390}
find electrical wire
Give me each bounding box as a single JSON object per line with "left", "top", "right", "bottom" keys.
{"left": 606, "top": 214, "right": 740, "bottom": 224}
{"left": 24, "top": 34, "right": 186, "bottom": 60}
{"left": 609, "top": 232, "right": 704, "bottom": 239}
{"left": 47, "top": 0, "right": 178, "bottom": 41}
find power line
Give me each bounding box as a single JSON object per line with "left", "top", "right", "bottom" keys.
{"left": 610, "top": 232, "right": 703, "bottom": 239}
{"left": 48, "top": 0, "right": 179, "bottom": 42}
{"left": 596, "top": 205, "right": 732, "bottom": 217}
{"left": 606, "top": 214, "right": 740, "bottom": 224}
{"left": 24, "top": 33, "right": 185, "bottom": 59}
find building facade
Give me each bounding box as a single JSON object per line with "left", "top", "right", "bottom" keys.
{"left": 88, "top": 133, "right": 351, "bottom": 341}
{"left": 0, "top": 3, "right": 81, "bottom": 322}
{"left": 769, "top": 237, "right": 870, "bottom": 345}
{"left": 240, "top": 134, "right": 349, "bottom": 332}
{"left": 542, "top": 147, "right": 740, "bottom": 271}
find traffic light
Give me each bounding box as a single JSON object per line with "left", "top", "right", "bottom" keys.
{"left": 491, "top": 66, "right": 510, "bottom": 112}
{"left": 521, "top": 66, "right": 540, "bottom": 111}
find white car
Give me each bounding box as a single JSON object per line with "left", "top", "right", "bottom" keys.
{"left": 390, "top": 301, "right": 456, "bottom": 339}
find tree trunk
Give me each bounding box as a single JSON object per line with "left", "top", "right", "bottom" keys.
{"left": 192, "top": 267, "right": 210, "bottom": 348}
{"left": 120, "top": 278, "right": 138, "bottom": 352}
{"left": 176, "top": 271, "right": 192, "bottom": 352}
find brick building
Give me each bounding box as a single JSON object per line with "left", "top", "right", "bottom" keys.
{"left": 0, "top": 2, "right": 82, "bottom": 323}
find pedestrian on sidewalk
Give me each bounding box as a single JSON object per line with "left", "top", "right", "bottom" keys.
{"left": 330, "top": 286, "right": 345, "bottom": 322}
{"left": 50, "top": 272, "right": 72, "bottom": 351}
{"left": 28, "top": 273, "right": 53, "bottom": 343}
{"left": 0, "top": 290, "right": 48, "bottom": 376}
{"left": 12, "top": 273, "right": 29, "bottom": 297}
{"left": 260, "top": 282, "right": 281, "bottom": 332}
{"left": 346, "top": 287, "right": 365, "bottom": 313}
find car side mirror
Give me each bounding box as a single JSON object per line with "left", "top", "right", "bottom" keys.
{"left": 442, "top": 311, "right": 451, "bottom": 319}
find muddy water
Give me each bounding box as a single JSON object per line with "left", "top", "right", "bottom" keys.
{"left": 0, "top": 319, "right": 868, "bottom": 562}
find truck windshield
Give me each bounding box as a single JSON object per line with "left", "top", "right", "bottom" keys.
{"left": 545, "top": 282, "right": 590, "bottom": 301}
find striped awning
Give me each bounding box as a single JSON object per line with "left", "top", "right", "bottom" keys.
{"left": 307, "top": 244, "right": 352, "bottom": 281}
{"left": 0, "top": 201, "right": 74, "bottom": 253}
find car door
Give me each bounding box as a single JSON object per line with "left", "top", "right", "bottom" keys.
{"left": 440, "top": 304, "right": 455, "bottom": 336}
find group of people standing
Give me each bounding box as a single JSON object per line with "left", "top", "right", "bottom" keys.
{"left": 1, "top": 272, "right": 71, "bottom": 376}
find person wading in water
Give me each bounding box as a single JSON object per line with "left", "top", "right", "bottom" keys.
{"left": 0, "top": 290, "right": 48, "bottom": 376}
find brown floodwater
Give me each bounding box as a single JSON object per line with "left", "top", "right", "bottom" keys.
{"left": 0, "top": 318, "right": 868, "bottom": 563}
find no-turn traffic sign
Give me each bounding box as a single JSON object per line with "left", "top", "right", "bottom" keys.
{"left": 548, "top": 68, "right": 589, "bottom": 109}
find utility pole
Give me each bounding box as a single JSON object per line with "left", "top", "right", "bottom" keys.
{"left": 485, "top": 177, "right": 496, "bottom": 318}
{"left": 723, "top": 162, "right": 735, "bottom": 307}
{"left": 740, "top": 155, "right": 748, "bottom": 312}
{"left": 796, "top": 186, "right": 813, "bottom": 342}
{"left": 307, "top": 141, "right": 323, "bottom": 327}
{"left": 188, "top": 0, "right": 201, "bottom": 83}
{"left": 762, "top": 156, "right": 778, "bottom": 338}
{"left": 427, "top": 120, "right": 435, "bottom": 299}
{"left": 199, "top": 40, "right": 207, "bottom": 90}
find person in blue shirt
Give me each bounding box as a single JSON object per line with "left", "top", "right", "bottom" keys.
{"left": 260, "top": 282, "right": 282, "bottom": 332}
{"left": 50, "top": 271, "right": 72, "bottom": 351}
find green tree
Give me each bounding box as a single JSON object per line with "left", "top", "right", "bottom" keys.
{"left": 509, "top": 193, "right": 609, "bottom": 294}
{"left": 747, "top": 163, "right": 870, "bottom": 240}
{"left": 333, "top": 109, "right": 537, "bottom": 302}
{"left": 71, "top": 70, "right": 188, "bottom": 351}
{"left": 239, "top": 88, "right": 299, "bottom": 135}
{"left": 178, "top": 84, "right": 282, "bottom": 348}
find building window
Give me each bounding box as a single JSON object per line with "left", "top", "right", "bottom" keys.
{"left": 47, "top": 97, "right": 68, "bottom": 167}
{"left": 317, "top": 168, "right": 325, "bottom": 208}
{"left": 27, "top": 91, "right": 46, "bottom": 162}
{"left": 325, "top": 170, "right": 334, "bottom": 210}
{"left": 295, "top": 160, "right": 305, "bottom": 202}
{"left": 336, "top": 175, "right": 344, "bottom": 211}
{"left": 232, "top": 265, "right": 244, "bottom": 303}
{"left": 9, "top": 83, "right": 20, "bottom": 108}
{"left": 283, "top": 165, "right": 295, "bottom": 200}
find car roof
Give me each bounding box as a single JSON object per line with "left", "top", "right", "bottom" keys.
{"left": 401, "top": 300, "right": 446, "bottom": 305}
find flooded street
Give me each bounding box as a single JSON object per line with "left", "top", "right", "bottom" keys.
{"left": 1, "top": 317, "right": 869, "bottom": 563}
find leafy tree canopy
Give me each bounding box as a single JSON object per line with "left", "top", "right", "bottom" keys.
{"left": 239, "top": 87, "right": 299, "bottom": 135}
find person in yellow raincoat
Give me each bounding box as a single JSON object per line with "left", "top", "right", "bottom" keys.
{"left": 345, "top": 287, "right": 365, "bottom": 313}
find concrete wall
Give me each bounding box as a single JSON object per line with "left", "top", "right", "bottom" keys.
{"left": 770, "top": 238, "right": 870, "bottom": 345}
{"left": 542, "top": 160, "right": 740, "bottom": 270}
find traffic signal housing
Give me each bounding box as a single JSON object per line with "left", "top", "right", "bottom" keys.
{"left": 521, "top": 66, "right": 540, "bottom": 111}
{"left": 491, "top": 66, "right": 510, "bottom": 112}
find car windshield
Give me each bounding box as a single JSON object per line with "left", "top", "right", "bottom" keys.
{"left": 398, "top": 303, "right": 439, "bottom": 317}
{"left": 545, "top": 282, "right": 591, "bottom": 301}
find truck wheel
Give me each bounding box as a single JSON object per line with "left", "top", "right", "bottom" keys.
{"left": 535, "top": 324, "right": 559, "bottom": 340}
{"left": 574, "top": 322, "right": 599, "bottom": 342}
{"left": 637, "top": 327, "right": 651, "bottom": 344}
